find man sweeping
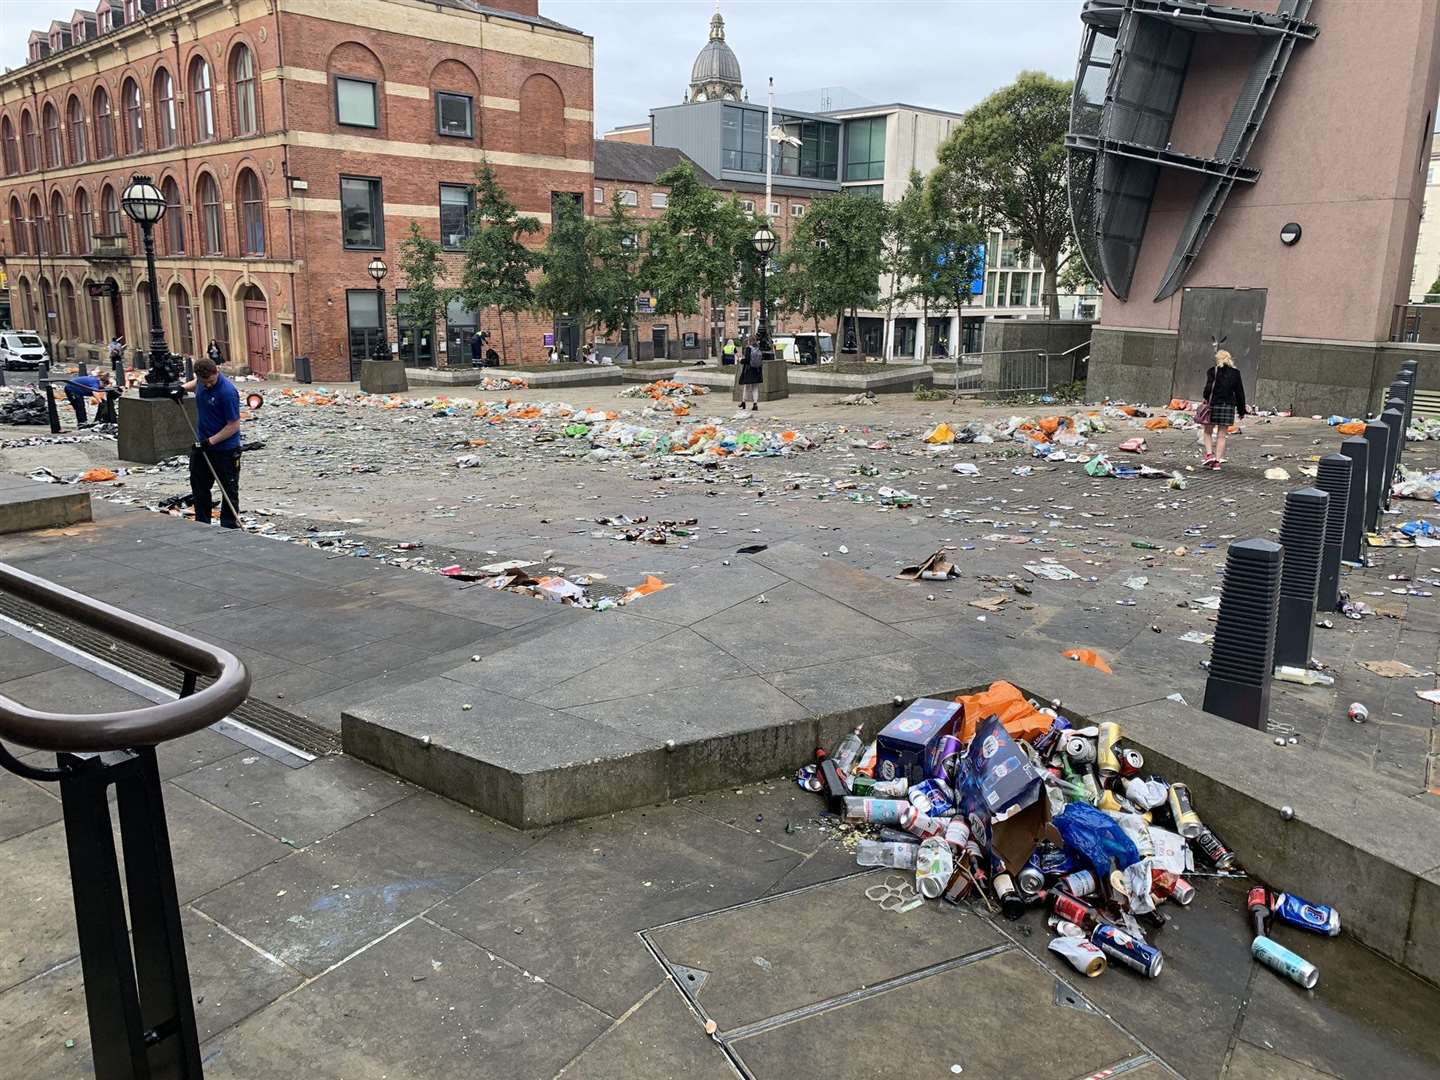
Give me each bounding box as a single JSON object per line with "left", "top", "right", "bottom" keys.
{"left": 184, "top": 357, "right": 242, "bottom": 528}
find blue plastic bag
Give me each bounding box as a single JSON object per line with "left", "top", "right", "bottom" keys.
{"left": 1053, "top": 802, "right": 1141, "bottom": 878}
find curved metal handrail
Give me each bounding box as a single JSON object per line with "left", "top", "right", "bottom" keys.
{"left": 0, "top": 562, "right": 251, "bottom": 753}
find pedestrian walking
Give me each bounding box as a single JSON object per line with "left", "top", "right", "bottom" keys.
{"left": 64, "top": 369, "right": 102, "bottom": 426}
{"left": 722, "top": 338, "right": 737, "bottom": 366}
{"left": 185, "top": 356, "right": 243, "bottom": 528}
{"left": 737, "top": 334, "right": 764, "bottom": 413}
{"left": 1198, "top": 348, "right": 1246, "bottom": 470}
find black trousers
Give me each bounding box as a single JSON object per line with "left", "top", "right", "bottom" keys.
{"left": 189, "top": 447, "right": 241, "bottom": 528}
{"left": 65, "top": 391, "right": 88, "bottom": 425}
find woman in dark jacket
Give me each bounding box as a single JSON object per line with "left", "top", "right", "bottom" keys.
{"left": 1200, "top": 349, "right": 1246, "bottom": 469}
{"left": 736, "top": 334, "right": 765, "bottom": 412}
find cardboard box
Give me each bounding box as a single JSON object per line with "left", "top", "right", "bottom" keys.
{"left": 875, "top": 698, "right": 962, "bottom": 784}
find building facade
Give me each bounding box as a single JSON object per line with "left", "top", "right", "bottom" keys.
{"left": 0, "top": 0, "right": 594, "bottom": 382}
{"left": 592, "top": 139, "right": 813, "bottom": 358}
{"left": 1409, "top": 131, "right": 1440, "bottom": 303}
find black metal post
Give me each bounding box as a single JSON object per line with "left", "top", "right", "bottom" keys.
{"left": 1314, "top": 453, "right": 1351, "bottom": 610}
{"left": 758, "top": 260, "right": 772, "bottom": 361}
{"left": 1275, "top": 488, "right": 1327, "bottom": 670}
{"left": 41, "top": 360, "right": 62, "bottom": 434}
{"left": 136, "top": 217, "right": 181, "bottom": 400}
{"left": 1362, "top": 420, "right": 1389, "bottom": 532}
{"left": 1203, "top": 538, "right": 1282, "bottom": 730}
{"left": 1338, "top": 436, "right": 1368, "bottom": 563}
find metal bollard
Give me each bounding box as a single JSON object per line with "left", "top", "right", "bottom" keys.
{"left": 1362, "top": 421, "right": 1389, "bottom": 532}
{"left": 1381, "top": 403, "right": 1405, "bottom": 504}
{"left": 1314, "top": 454, "right": 1351, "bottom": 610}
{"left": 1274, "top": 489, "right": 1327, "bottom": 670}
{"left": 40, "top": 361, "right": 62, "bottom": 434}
{"left": 1203, "top": 539, "right": 1283, "bottom": 730}
{"left": 1394, "top": 371, "right": 1414, "bottom": 435}
{"left": 1338, "top": 437, "right": 1369, "bottom": 563}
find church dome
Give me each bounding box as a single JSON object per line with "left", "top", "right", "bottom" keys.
{"left": 689, "top": 11, "right": 742, "bottom": 102}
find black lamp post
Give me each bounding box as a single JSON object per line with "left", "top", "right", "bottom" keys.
{"left": 121, "top": 174, "right": 181, "bottom": 398}
{"left": 751, "top": 226, "right": 776, "bottom": 361}
{"left": 367, "top": 256, "right": 390, "bottom": 362}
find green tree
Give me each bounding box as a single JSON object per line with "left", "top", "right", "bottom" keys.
{"left": 640, "top": 163, "right": 736, "bottom": 351}
{"left": 931, "top": 71, "right": 1073, "bottom": 319}
{"left": 802, "top": 191, "right": 888, "bottom": 357}
{"left": 903, "top": 180, "right": 985, "bottom": 360}
{"left": 1428, "top": 274, "right": 1440, "bottom": 299}
{"left": 592, "top": 199, "right": 645, "bottom": 357}
{"left": 458, "top": 165, "right": 540, "bottom": 363}
{"left": 534, "top": 193, "right": 598, "bottom": 348}
{"left": 395, "top": 222, "right": 451, "bottom": 365}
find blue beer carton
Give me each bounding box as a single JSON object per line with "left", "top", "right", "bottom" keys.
{"left": 875, "top": 698, "right": 962, "bottom": 784}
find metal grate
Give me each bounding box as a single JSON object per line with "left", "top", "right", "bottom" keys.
{"left": 0, "top": 594, "right": 341, "bottom": 755}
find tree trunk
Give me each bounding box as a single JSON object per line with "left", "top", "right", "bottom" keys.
{"left": 1043, "top": 255, "right": 1060, "bottom": 321}
{"left": 835, "top": 308, "right": 846, "bottom": 359}
{"left": 497, "top": 308, "right": 508, "bottom": 367}
{"left": 920, "top": 295, "right": 929, "bottom": 362}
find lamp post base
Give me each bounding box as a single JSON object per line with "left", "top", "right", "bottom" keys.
{"left": 117, "top": 393, "right": 197, "bottom": 464}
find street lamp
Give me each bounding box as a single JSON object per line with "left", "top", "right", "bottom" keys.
{"left": 366, "top": 256, "right": 390, "bottom": 361}
{"left": 751, "top": 226, "right": 776, "bottom": 360}
{"left": 121, "top": 174, "right": 181, "bottom": 398}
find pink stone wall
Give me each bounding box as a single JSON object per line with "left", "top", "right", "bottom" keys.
{"left": 1100, "top": 0, "right": 1440, "bottom": 344}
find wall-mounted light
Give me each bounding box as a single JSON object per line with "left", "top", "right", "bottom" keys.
{"left": 1280, "top": 222, "right": 1302, "bottom": 246}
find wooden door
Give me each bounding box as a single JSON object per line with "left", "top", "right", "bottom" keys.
{"left": 244, "top": 300, "right": 270, "bottom": 375}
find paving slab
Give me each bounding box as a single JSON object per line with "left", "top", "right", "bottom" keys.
{"left": 556, "top": 981, "right": 735, "bottom": 1080}
{"left": 0, "top": 768, "right": 60, "bottom": 842}
{"left": 0, "top": 820, "right": 77, "bottom": 993}
{"left": 0, "top": 633, "right": 66, "bottom": 682}
{"left": 200, "top": 917, "right": 611, "bottom": 1080}
{"left": 531, "top": 627, "right": 755, "bottom": 710}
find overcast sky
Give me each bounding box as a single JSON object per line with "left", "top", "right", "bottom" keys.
{"left": 3, "top": 0, "right": 1085, "bottom": 130}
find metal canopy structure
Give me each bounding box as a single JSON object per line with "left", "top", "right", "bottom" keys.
{"left": 1066, "top": 0, "right": 1317, "bottom": 302}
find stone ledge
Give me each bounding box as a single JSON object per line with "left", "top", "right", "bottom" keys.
{"left": 675, "top": 364, "right": 932, "bottom": 395}
{"left": 0, "top": 485, "right": 92, "bottom": 534}
{"left": 476, "top": 366, "right": 624, "bottom": 388}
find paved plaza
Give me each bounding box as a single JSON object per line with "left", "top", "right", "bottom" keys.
{"left": 1, "top": 373, "right": 1438, "bottom": 1078}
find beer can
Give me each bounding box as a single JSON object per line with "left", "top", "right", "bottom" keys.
{"left": 1167, "top": 781, "right": 1203, "bottom": 838}
{"left": 1151, "top": 869, "right": 1196, "bottom": 906}
{"left": 1017, "top": 865, "right": 1046, "bottom": 897}
{"left": 1251, "top": 935, "right": 1319, "bottom": 989}
{"left": 1047, "top": 915, "right": 1086, "bottom": 938}
{"left": 1271, "top": 892, "right": 1341, "bottom": 937}
{"left": 942, "top": 818, "right": 971, "bottom": 851}
{"left": 932, "top": 734, "right": 964, "bottom": 783}
{"left": 898, "top": 804, "right": 946, "bottom": 840}
{"left": 1049, "top": 935, "right": 1107, "bottom": 977}
{"left": 1063, "top": 735, "right": 1095, "bottom": 764}
{"left": 842, "top": 796, "right": 907, "bottom": 825}
{"left": 1091, "top": 924, "right": 1163, "bottom": 978}
{"left": 1058, "top": 870, "right": 1098, "bottom": 897}
{"left": 1032, "top": 845, "right": 1075, "bottom": 877}
{"left": 1119, "top": 748, "right": 1145, "bottom": 777}
{"left": 908, "top": 779, "right": 956, "bottom": 818}
{"left": 1194, "top": 825, "right": 1237, "bottom": 869}
{"left": 1096, "top": 722, "right": 1122, "bottom": 781}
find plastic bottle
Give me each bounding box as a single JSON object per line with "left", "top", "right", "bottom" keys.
{"left": 832, "top": 726, "right": 864, "bottom": 780}
{"left": 915, "top": 837, "right": 954, "bottom": 899}
{"left": 855, "top": 839, "right": 917, "bottom": 869}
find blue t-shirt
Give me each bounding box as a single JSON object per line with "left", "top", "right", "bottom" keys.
{"left": 66, "top": 375, "right": 101, "bottom": 396}
{"left": 196, "top": 374, "right": 242, "bottom": 451}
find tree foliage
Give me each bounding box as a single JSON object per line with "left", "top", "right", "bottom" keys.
{"left": 395, "top": 222, "right": 450, "bottom": 355}
{"left": 534, "top": 193, "right": 598, "bottom": 336}
{"left": 458, "top": 164, "right": 541, "bottom": 362}
{"left": 795, "top": 191, "right": 889, "bottom": 352}
{"left": 591, "top": 199, "right": 645, "bottom": 350}
{"left": 931, "top": 71, "right": 1072, "bottom": 318}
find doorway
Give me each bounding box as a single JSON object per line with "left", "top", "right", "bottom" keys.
{"left": 1173, "top": 287, "right": 1266, "bottom": 401}
{"left": 651, "top": 324, "right": 668, "bottom": 360}
{"left": 242, "top": 286, "right": 270, "bottom": 375}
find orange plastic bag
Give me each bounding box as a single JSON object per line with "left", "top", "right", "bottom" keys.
{"left": 623, "top": 575, "right": 670, "bottom": 602}
{"left": 1336, "top": 421, "right": 1365, "bottom": 436}
{"left": 953, "top": 680, "right": 1052, "bottom": 744}
{"left": 1168, "top": 398, "right": 1188, "bottom": 411}
{"left": 1061, "top": 648, "right": 1113, "bottom": 674}
{"left": 1144, "top": 417, "right": 1170, "bottom": 430}
{"left": 80, "top": 468, "right": 117, "bottom": 483}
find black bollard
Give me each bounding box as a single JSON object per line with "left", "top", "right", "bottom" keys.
{"left": 1275, "top": 489, "right": 1328, "bottom": 670}
{"left": 1338, "top": 437, "right": 1369, "bottom": 563}
{"left": 1314, "top": 454, "right": 1351, "bottom": 609}
{"left": 1394, "top": 371, "right": 1414, "bottom": 434}
{"left": 1203, "top": 539, "right": 1283, "bottom": 730}
{"left": 40, "top": 361, "right": 62, "bottom": 434}
{"left": 1381, "top": 404, "right": 1405, "bottom": 502}
{"left": 1362, "top": 420, "right": 1390, "bottom": 531}
{"left": 1399, "top": 360, "right": 1418, "bottom": 429}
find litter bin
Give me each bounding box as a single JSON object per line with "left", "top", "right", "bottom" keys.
{"left": 294, "top": 355, "right": 313, "bottom": 384}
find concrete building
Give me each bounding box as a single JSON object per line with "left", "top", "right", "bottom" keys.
{"left": 592, "top": 139, "right": 813, "bottom": 358}
{"left": 1409, "top": 131, "right": 1440, "bottom": 303}
{"left": 1071, "top": 0, "right": 1440, "bottom": 414}
{"left": 0, "top": 0, "right": 594, "bottom": 382}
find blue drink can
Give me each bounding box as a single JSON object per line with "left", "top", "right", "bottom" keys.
{"left": 1091, "top": 924, "right": 1163, "bottom": 978}
{"left": 1271, "top": 893, "right": 1341, "bottom": 936}
{"left": 1251, "top": 935, "right": 1319, "bottom": 989}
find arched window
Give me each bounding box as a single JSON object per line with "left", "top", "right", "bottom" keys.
{"left": 29, "top": 194, "right": 46, "bottom": 255}
{"left": 198, "top": 174, "right": 222, "bottom": 254}
{"left": 205, "top": 286, "right": 229, "bottom": 361}
{"left": 20, "top": 111, "right": 37, "bottom": 171}
{"left": 60, "top": 280, "right": 79, "bottom": 343}
{"left": 8, "top": 196, "right": 27, "bottom": 255}
{"left": 43, "top": 103, "right": 62, "bottom": 168}
{"left": 190, "top": 58, "right": 215, "bottom": 142}
{"left": 67, "top": 97, "right": 87, "bottom": 164}
{"left": 1, "top": 117, "right": 18, "bottom": 175}
{"left": 238, "top": 169, "right": 264, "bottom": 255}
{"left": 232, "top": 45, "right": 257, "bottom": 136}
{"left": 50, "top": 191, "right": 69, "bottom": 254}
{"left": 101, "top": 183, "right": 122, "bottom": 237}
{"left": 169, "top": 283, "right": 195, "bottom": 356}
{"left": 162, "top": 177, "right": 184, "bottom": 254}
{"left": 93, "top": 87, "right": 114, "bottom": 159}
{"left": 75, "top": 187, "right": 93, "bottom": 254}
{"left": 122, "top": 78, "right": 144, "bottom": 154}
{"left": 18, "top": 280, "right": 34, "bottom": 329}
{"left": 154, "top": 69, "right": 176, "bottom": 149}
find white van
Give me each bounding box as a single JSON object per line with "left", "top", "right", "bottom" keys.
{"left": 774, "top": 332, "right": 834, "bottom": 365}
{"left": 0, "top": 332, "right": 49, "bottom": 371}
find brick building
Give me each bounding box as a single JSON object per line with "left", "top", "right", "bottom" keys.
{"left": 592, "top": 139, "right": 812, "bottom": 359}
{"left": 0, "top": 0, "right": 594, "bottom": 382}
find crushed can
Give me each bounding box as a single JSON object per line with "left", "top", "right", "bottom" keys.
{"left": 1118, "top": 748, "right": 1145, "bottom": 778}
{"left": 1063, "top": 734, "right": 1096, "bottom": 764}
{"left": 915, "top": 837, "right": 954, "bottom": 899}
{"left": 1271, "top": 892, "right": 1341, "bottom": 937}
{"left": 1091, "top": 924, "right": 1163, "bottom": 978}
{"left": 908, "top": 778, "right": 957, "bottom": 818}
{"left": 1049, "top": 935, "right": 1107, "bottom": 977}
{"left": 898, "top": 805, "right": 946, "bottom": 841}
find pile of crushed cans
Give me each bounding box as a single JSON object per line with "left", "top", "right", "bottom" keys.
{"left": 797, "top": 683, "right": 1337, "bottom": 988}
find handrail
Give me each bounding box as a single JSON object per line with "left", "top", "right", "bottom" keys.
{"left": 1053, "top": 341, "right": 1091, "bottom": 358}
{"left": 0, "top": 562, "right": 251, "bottom": 752}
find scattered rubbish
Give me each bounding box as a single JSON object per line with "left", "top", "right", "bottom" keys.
{"left": 1178, "top": 631, "right": 1212, "bottom": 645}
{"left": 1024, "top": 563, "right": 1081, "bottom": 581}
{"left": 969, "top": 596, "right": 1009, "bottom": 613}
{"left": 1416, "top": 689, "right": 1440, "bottom": 705}
{"left": 952, "top": 462, "right": 980, "bottom": 476}
{"left": 1264, "top": 467, "right": 1291, "bottom": 480}
{"left": 1122, "top": 576, "right": 1148, "bottom": 591}
{"left": 898, "top": 550, "right": 961, "bottom": 581}
{"left": 1347, "top": 702, "right": 1369, "bottom": 724}
{"left": 1358, "top": 660, "right": 1428, "bottom": 678}
{"left": 1117, "top": 438, "right": 1147, "bottom": 453}
{"left": 1062, "top": 648, "right": 1113, "bottom": 674}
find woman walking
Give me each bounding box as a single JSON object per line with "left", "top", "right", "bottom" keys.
{"left": 736, "top": 334, "right": 765, "bottom": 413}
{"left": 1200, "top": 349, "right": 1246, "bottom": 469}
